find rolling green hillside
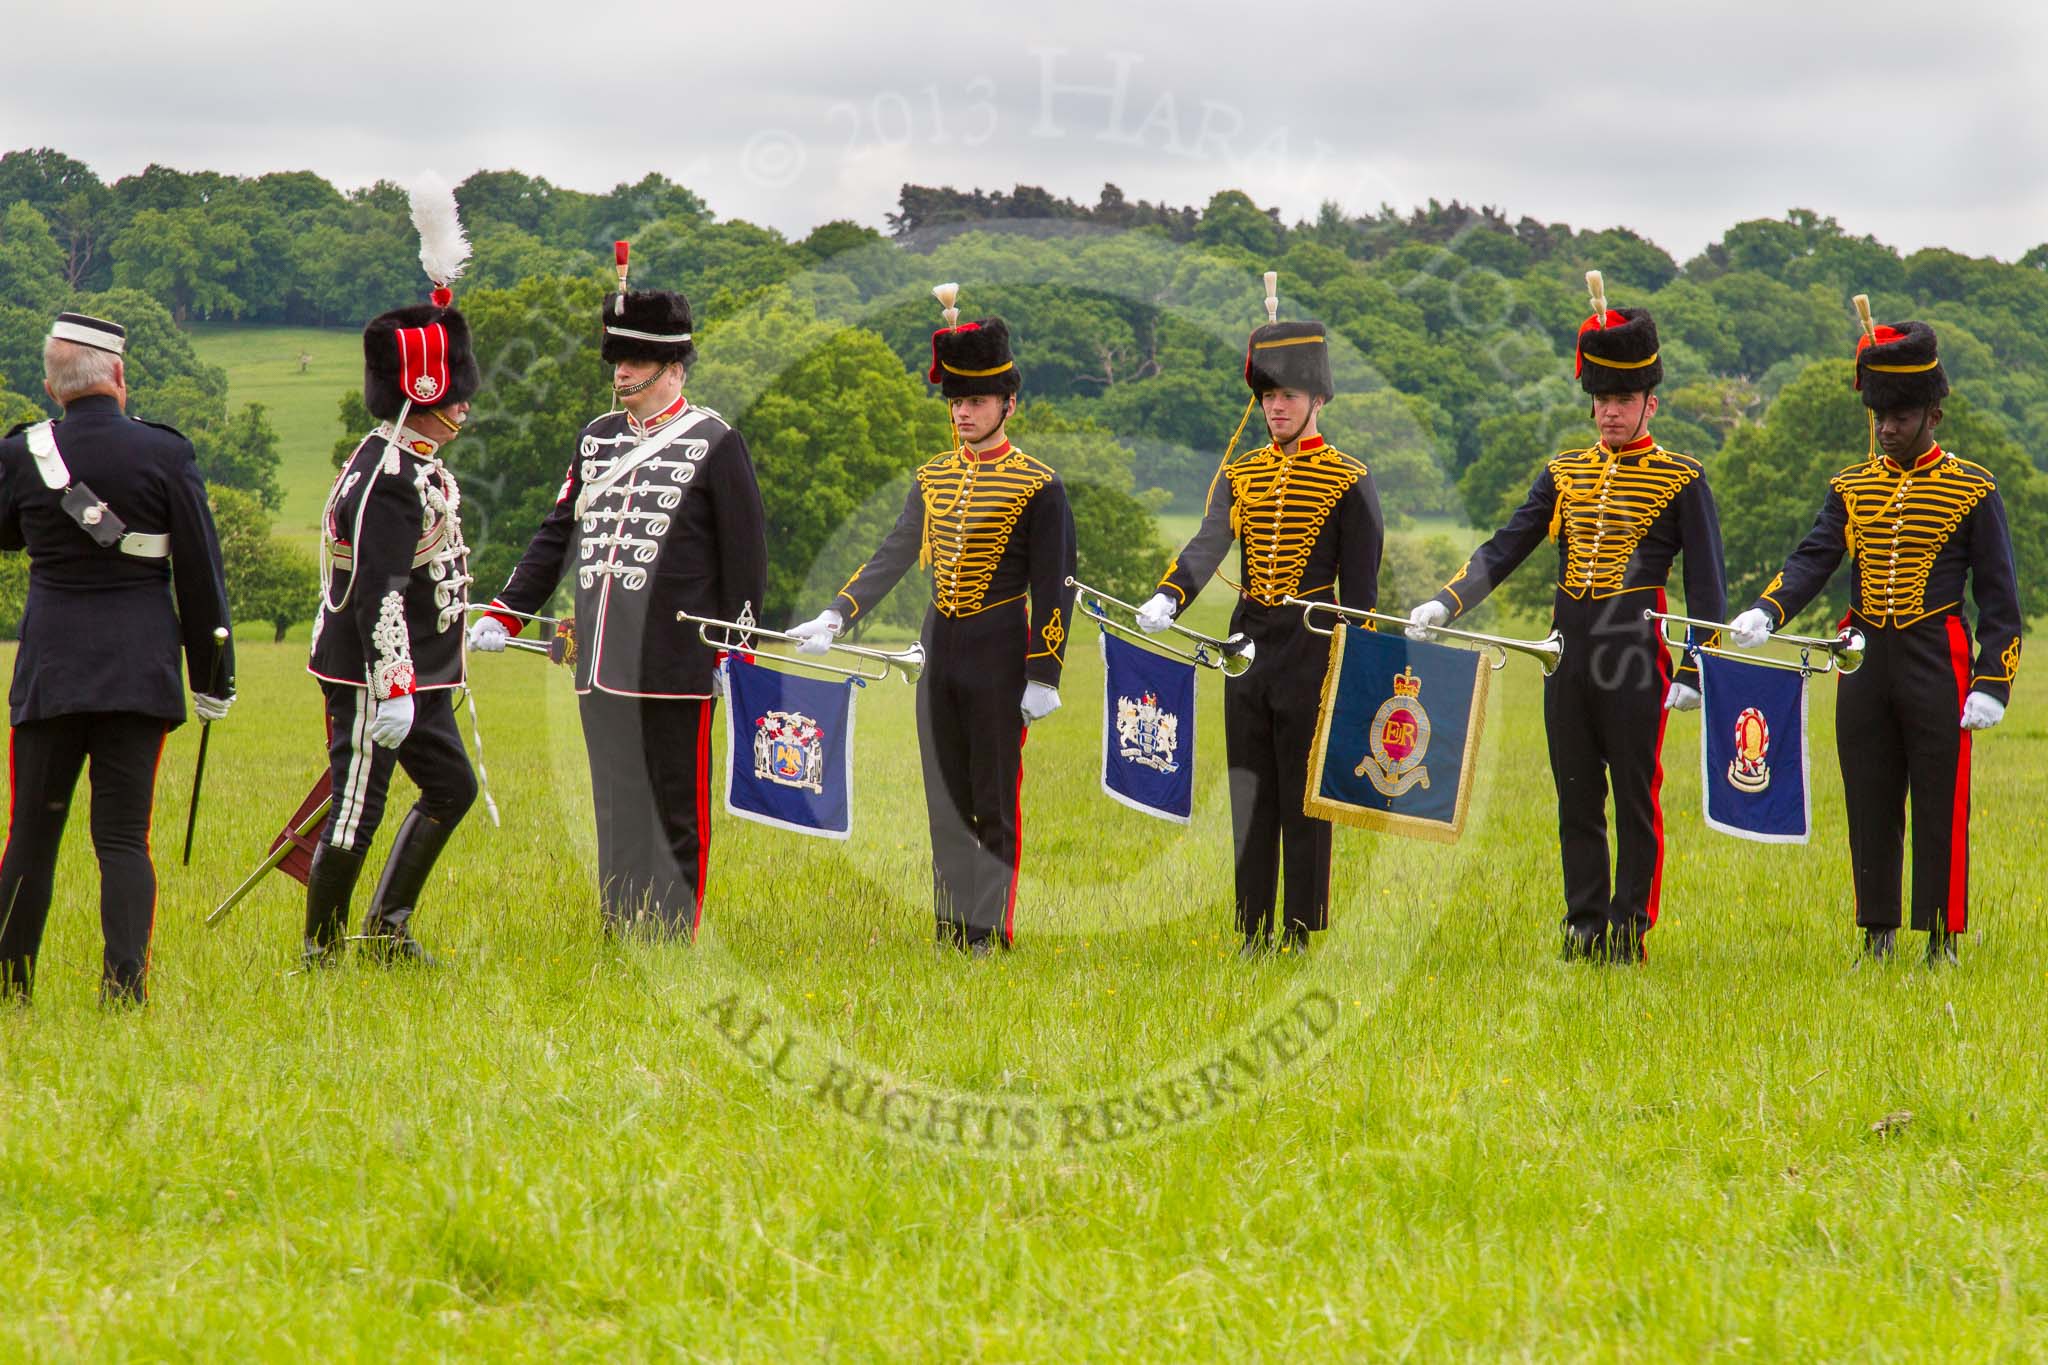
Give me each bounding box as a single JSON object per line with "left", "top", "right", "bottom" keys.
{"left": 187, "top": 323, "right": 357, "bottom": 550}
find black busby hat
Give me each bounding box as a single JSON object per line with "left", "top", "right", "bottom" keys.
{"left": 48, "top": 312, "right": 126, "bottom": 356}
{"left": 928, "top": 317, "right": 1021, "bottom": 398}
{"left": 363, "top": 303, "right": 481, "bottom": 421}
{"left": 1575, "top": 307, "right": 1662, "bottom": 394}
{"left": 363, "top": 174, "right": 479, "bottom": 422}
{"left": 1855, "top": 320, "right": 1947, "bottom": 411}
{"left": 1244, "top": 320, "right": 1333, "bottom": 400}
{"left": 602, "top": 289, "right": 696, "bottom": 367}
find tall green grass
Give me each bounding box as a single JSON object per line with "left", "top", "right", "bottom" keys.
{"left": 1, "top": 610, "right": 2042, "bottom": 1357}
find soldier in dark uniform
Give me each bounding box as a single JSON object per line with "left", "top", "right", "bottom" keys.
{"left": 304, "top": 279, "right": 481, "bottom": 965}
{"left": 1133, "top": 305, "right": 1382, "bottom": 957}
{"left": 1728, "top": 319, "right": 2022, "bottom": 965}
{"left": 0, "top": 312, "right": 234, "bottom": 1004}
{"left": 1406, "top": 302, "right": 1725, "bottom": 964}
{"left": 788, "top": 288, "right": 1076, "bottom": 956}
{"left": 471, "top": 273, "right": 768, "bottom": 939}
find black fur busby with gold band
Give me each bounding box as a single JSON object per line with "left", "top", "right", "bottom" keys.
{"left": 1244, "top": 320, "right": 1333, "bottom": 400}
{"left": 1855, "top": 319, "right": 1947, "bottom": 411}
{"left": 928, "top": 317, "right": 1021, "bottom": 398}
{"left": 1574, "top": 307, "right": 1662, "bottom": 394}
{"left": 602, "top": 288, "right": 696, "bottom": 368}
{"left": 363, "top": 174, "right": 478, "bottom": 423}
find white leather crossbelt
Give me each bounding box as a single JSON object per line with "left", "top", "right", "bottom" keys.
{"left": 24, "top": 421, "right": 171, "bottom": 559}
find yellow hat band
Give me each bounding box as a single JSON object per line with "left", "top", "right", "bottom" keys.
{"left": 1582, "top": 349, "right": 1659, "bottom": 370}
{"left": 940, "top": 360, "right": 1015, "bottom": 378}
{"left": 1864, "top": 358, "right": 1940, "bottom": 373}
{"left": 1253, "top": 335, "right": 1325, "bottom": 350}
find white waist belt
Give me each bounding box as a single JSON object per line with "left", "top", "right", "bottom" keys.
{"left": 25, "top": 421, "right": 171, "bottom": 560}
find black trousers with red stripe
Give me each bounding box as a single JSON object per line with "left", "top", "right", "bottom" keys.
{"left": 1223, "top": 617, "right": 1332, "bottom": 939}
{"left": 0, "top": 711, "right": 169, "bottom": 1001}
{"left": 579, "top": 691, "right": 714, "bottom": 937}
{"left": 1544, "top": 595, "right": 1671, "bottom": 943}
{"left": 916, "top": 603, "right": 1028, "bottom": 946}
{"left": 1836, "top": 616, "right": 1973, "bottom": 933}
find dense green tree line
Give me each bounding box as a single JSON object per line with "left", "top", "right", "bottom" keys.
{"left": 2, "top": 147, "right": 2042, "bottom": 640}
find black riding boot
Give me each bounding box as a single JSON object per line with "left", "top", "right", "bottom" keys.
{"left": 361, "top": 807, "right": 455, "bottom": 965}
{"left": 99, "top": 962, "right": 147, "bottom": 1007}
{"left": 303, "top": 842, "right": 365, "bottom": 967}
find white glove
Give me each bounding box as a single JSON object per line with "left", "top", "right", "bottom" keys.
{"left": 369, "top": 693, "right": 415, "bottom": 749}
{"left": 712, "top": 654, "right": 728, "bottom": 699}
{"left": 1961, "top": 690, "right": 2005, "bottom": 730}
{"left": 468, "top": 617, "right": 510, "bottom": 653}
{"left": 193, "top": 692, "right": 233, "bottom": 723}
{"left": 1406, "top": 600, "right": 1448, "bottom": 642}
{"left": 1020, "top": 681, "right": 1061, "bottom": 723}
{"left": 1134, "top": 593, "right": 1177, "bottom": 635}
{"left": 1729, "top": 607, "right": 1773, "bottom": 650}
{"left": 788, "top": 609, "right": 844, "bottom": 656}
{"left": 1664, "top": 682, "right": 1702, "bottom": 712}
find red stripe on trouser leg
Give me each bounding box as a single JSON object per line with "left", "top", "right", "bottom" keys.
{"left": 692, "top": 699, "right": 711, "bottom": 936}
{"left": 1946, "top": 616, "right": 1972, "bottom": 932}
{"left": 1004, "top": 724, "right": 1025, "bottom": 945}
{"left": 1646, "top": 588, "right": 1671, "bottom": 928}
{"left": 2, "top": 728, "right": 16, "bottom": 871}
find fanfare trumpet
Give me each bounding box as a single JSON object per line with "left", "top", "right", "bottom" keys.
{"left": 1066, "top": 576, "right": 1256, "bottom": 677}
{"left": 1283, "top": 598, "right": 1565, "bottom": 675}
{"left": 466, "top": 604, "right": 574, "bottom": 663}
{"left": 1644, "top": 609, "right": 1864, "bottom": 676}
{"left": 677, "top": 611, "right": 924, "bottom": 684}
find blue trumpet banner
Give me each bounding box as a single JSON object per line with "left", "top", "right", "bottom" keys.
{"left": 1100, "top": 630, "right": 1197, "bottom": 824}
{"left": 1695, "top": 649, "right": 1810, "bottom": 844}
{"left": 722, "top": 655, "right": 857, "bottom": 840}
{"left": 1303, "top": 623, "right": 1490, "bottom": 843}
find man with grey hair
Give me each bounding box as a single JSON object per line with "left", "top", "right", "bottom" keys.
{"left": 0, "top": 311, "right": 234, "bottom": 1005}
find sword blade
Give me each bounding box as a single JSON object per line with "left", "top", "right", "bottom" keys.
{"left": 205, "top": 795, "right": 333, "bottom": 927}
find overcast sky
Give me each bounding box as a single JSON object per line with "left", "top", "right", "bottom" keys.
{"left": 6, "top": 1, "right": 2044, "bottom": 263}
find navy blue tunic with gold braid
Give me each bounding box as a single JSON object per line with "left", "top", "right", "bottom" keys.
{"left": 1749, "top": 444, "right": 2022, "bottom": 934}
{"left": 1157, "top": 433, "right": 1383, "bottom": 941}
{"left": 829, "top": 439, "right": 1077, "bottom": 947}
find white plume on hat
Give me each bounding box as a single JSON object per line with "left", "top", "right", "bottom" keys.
{"left": 408, "top": 172, "right": 471, "bottom": 289}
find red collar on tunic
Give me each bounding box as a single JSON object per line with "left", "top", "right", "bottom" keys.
{"left": 628, "top": 392, "right": 690, "bottom": 436}
{"left": 1881, "top": 443, "right": 1944, "bottom": 473}
{"left": 1597, "top": 432, "right": 1657, "bottom": 456}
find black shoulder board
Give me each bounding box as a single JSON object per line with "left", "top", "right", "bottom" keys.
{"left": 135, "top": 418, "right": 190, "bottom": 441}
{"left": 3, "top": 421, "right": 32, "bottom": 439}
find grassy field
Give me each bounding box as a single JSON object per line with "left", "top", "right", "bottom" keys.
{"left": 2, "top": 590, "right": 2045, "bottom": 1359}
{"left": 186, "top": 323, "right": 359, "bottom": 552}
